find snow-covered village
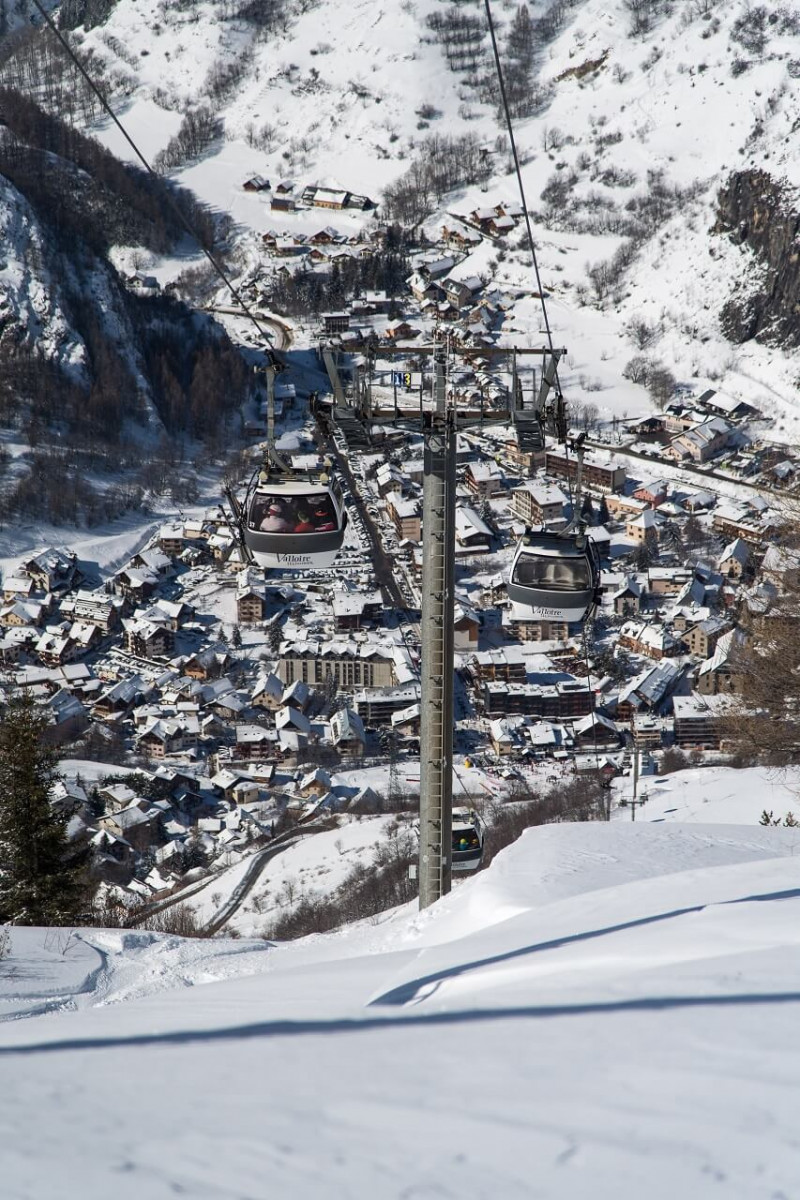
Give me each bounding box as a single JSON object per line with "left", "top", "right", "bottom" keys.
{"left": 3, "top": 0, "right": 800, "bottom": 1196}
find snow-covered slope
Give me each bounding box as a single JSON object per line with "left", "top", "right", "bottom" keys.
{"left": 3, "top": 820, "right": 800, "bottom": 1197}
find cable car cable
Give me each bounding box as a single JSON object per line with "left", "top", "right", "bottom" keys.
{"left": 483, "top": 0, "right": 556, "bottom": 365}
{"left": 27, "top": 0, "right": 277, "bottom": 355}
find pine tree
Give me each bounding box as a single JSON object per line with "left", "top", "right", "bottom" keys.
{"left": 0, "top": 693, "right": 90, "bottom": 925}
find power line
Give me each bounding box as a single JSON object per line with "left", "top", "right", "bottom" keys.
{"left": 26, "top": 0, "right": 276, "bottom": 353}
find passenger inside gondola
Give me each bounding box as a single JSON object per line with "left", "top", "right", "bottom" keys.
{"left": 256, "top": 498, "right": 294, "bottom": 532}
{"left": 454, "top": 831, "right": 480, "bottom": 851}
{"left": 311, "top": 495, "right": 337, "bottom": 532}
{"left": 513, "top": 556, "right": 591, "bottom": 590}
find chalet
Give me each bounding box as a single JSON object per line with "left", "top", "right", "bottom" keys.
{"left": 629, "top": 411, "right": 669, "bottom": 438}
{"left": 2, "top": 600, "right": 45, "bottom": 628}
{"left": 237, "top": 572, "right": 267, "bottom": 623}
{"left": 346, "top": 192, "right": 374, "bottom": 210}
{"left": 311, "top": 188, "right": 350, "bottom": 209}
{"left": 420, "top": 255, "right": 457, "bottom": 281}
{"left": 158, "top": 525, "right": 185, "bottom": 557}
{"left": 407, "top": 271, "right": 442, "bottom": 303}
{"left": 140, "top": 599, "right": 193, "bottom": 632}
{"left": 469, "top": 207, "right": 499, "bottom": 232}
{"left": 230, "top": 725, "right": 274, "bottom": 761}
{"left": 494, "top": 200, "right": 523, "bottom": 220}
{"left": 282, "top": 679, "right": 311, "bottom": 712}
{"left": 572, "top": 712, "right": 621, "bottom": 748}
{"left": 453, "top": 604, "right": 480, "bottom": 652}
{"left": 298, "top": 768, "right": 332, "bottom": 799}
{"left": 666, "top": 417, "right": 732, "bottom": 464}
{"left": 488, "top": 213, "right": 515, "bottom": 237}
{"left": 0, "top": 632, "right": 26, "bottom": 663}
{"left": 455, "top": 506, "right": 492, "bottom": 555}
{"left": 182, "top": 647, "right": 230, "bottom": 681}
{"left": 444, "top": 275, "right": 482, "bottom": 309}
{"left": 97, "top": 783, "right": 139, "bottom": 814}
{"left": 626, "top": 509, "right": 661, "bottom": 546}
{"left": 391, "top": 701, "right": 421, "bottom": 737}
{"left": 712, "top": 506, "right": 775, "bottom": 546}
{"left": 632, "top": 480, "right": 669, "bottom": 507}
{"left": 682, "top": 617, "right": 731, "bottom": 659}
{"left": 275, "top": 704, "right": 312, "bottom": 752}
{"left": 93, "top": 675, "right": 149, "bottom": 720}
{"left": 271, "top": 193, "right": 295, "bottom": 211}
{"left": 130, "top": 548, "right": 173, "bottom": 578}
{"left": 35, "top": 632, "right": 78, "bottom": 667}
{"left": 511, "top": 481, "right": 567, "bottom": 526}
{"left": 242, "top": 175, "right": 270, "bottom": 192}
{"left": 618, "top": 619, "right": 681, "bottom": 660}
{"left": 251, "top": 673, "right": 284, "bottom": 711}
{"left": 611, "top": 577, "right": 644, "bottom": 616}
{"left": 350, "top": 291, "right": 393, "bottom": 316}
{"left": 465, "top": 459, "right": 503, "bottom": 499}
{"left": 99, "top": 803, "right": 161, "bottom": 854}
{"left": 113, "top": 567, "right": 159, "bottom": 604}
{"left": 20, "top": 547, "right": 79, "bottom": 594}
{"left": 441, "top": 223, "right": 482, "bottom": 251}
{"left": 62, "top": 590, "right": 125, "bottom": 632}
{"left": 2, "top": 576, "right": 35, "bottom": 602}
{"left": 616, "top": 661, "right": 682, "bottom": 721}
{"left": 137, "top": 719, "right": 188, "bottom": 760}
{"left": 123, "top": 618, "right": 174, "bottom": 659}
{"left": 385, "top": 491, "right": 421, "bottom": 542}
{"left": 489, "top": 718, "right": 517, "bottom": 755}
{"left": 695, "top": 630, "right": 745, "bottom": 696}
{"left": 384, "top": 321, "right": 420, "bottom": 341}
{"left": 45, "top": 689, "right": 89, "bottom": 744}
{"left": 332, "top": 589, "right": 382, "bottom": 631}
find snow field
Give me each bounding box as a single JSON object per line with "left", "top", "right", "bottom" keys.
{"left": 3, "top": 818, "right": 800, "bottom": 1196}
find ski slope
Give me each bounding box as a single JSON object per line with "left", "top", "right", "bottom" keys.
{"left": 3, "top": 819, "right": 800, "bottom": 1198}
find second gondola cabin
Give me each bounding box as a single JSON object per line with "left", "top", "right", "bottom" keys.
{"left": 507, "top": 530, "right": 600, "bottom": 624}
{"left": 244, "top": 472, "right": 347, "bottom": 569}
{"left": 452, "top": 806, "right": 484, "bottom": 873}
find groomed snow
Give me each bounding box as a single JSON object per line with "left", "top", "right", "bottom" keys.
{"left": 3, "top": 819, "right": 800, "bottom": 1197}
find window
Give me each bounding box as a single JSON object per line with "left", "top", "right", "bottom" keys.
{"left": 250, "top": 492, "right": 338, "bottom": 535}
{"left": 512, "top": 554, "right": 591, "bottom": 591}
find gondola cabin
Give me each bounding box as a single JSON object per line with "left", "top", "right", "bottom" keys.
{"left": 244, "top": 473, "right": 347, "bottom": 569}
{"left": 452, "top": 806, "right": 484, "bottom": 873}
{"left": 507, "top": 530, "right": 600, "bottom": 624}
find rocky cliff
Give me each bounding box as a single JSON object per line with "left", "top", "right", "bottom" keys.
{"left": 716, "top": 169, "right": 800, "bottom": 348}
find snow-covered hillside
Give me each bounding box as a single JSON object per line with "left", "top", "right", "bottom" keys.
{"left": 63, "top": 0, "right": 800, "bottom": 437}
{"left": 3, "top": 818, "right": 800, "bottom": 1197}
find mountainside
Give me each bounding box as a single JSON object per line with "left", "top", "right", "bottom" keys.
{"left": 1, "top": 0, "right": 800, "bottom": 488}
{"left": 42, "top": 0, "right": 800, "bottom": 435}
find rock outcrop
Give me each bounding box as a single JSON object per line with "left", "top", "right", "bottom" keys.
{"left": 715, "top": 169, "right": 800, "bottom": 347}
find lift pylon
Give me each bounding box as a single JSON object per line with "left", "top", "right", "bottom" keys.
{"left": 418, "top": 344, "right": 457, "bottom": 908}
